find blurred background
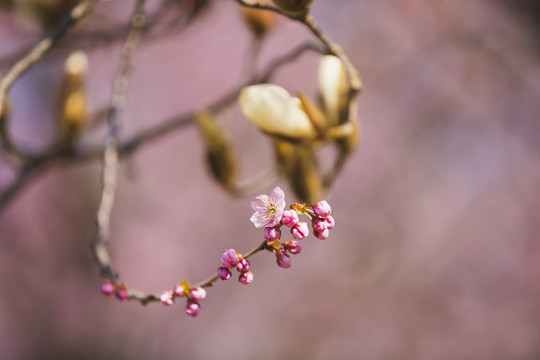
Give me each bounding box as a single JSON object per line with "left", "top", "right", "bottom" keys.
{"left": 1, "top": 0, "right": 540, "bottom": 359}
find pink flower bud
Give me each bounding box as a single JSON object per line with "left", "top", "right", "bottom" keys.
{"left": 100, "top": 282, "right": 115, "bottom": 296}
{"left": 312, "top": 218, "right": 328, "bottom": 232}
{"left": 315, "top": 228, "right": 330, "bottom": 240}
{"left": 221, "top": 249, "right": 239, "bottom": 268}
{"left": 217, "top": 267, "right": 232, "bottom": 280}
{"left": 190, "top": 287, "right": 206, "bottom": 302}
{"left": 185, "top": 302, "right": 200, "bottom": 317}
{"left": 281, "top": 209, "right": 299, "bottom": 227}
{"left": 312, "top": 200, "right": 331, "bottom": 218}
{"left": 174, "top": 284, "right": 186, "bottom": 297}
{"left": 116, "top": 289, "right": 128, "bottom": 301}
{"left": 237, "top": 258, "right": 251, "bottom": 273}
{"left": 291, "top": 221, "right": 309, "bottom": 240}
{"left": 276, "top": 252, "right": 292, "bottom": 269}
{"left": 264, "top": 226, "right": 281, "bottom": 242}
{"left": 284, "top": 241, "right": 302, "bottom": 254}
{"left": 239, "top": 271, "right": 254, "bottom": 284}
{"left": 160, "top": 291, "right": 175, "bottom": 306}
{"left": 325, "top": 215, "right": 335, "bottom": 229}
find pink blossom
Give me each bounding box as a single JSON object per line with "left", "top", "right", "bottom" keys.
{"left": 325, "top": 215, "right": 335, "bottom": 229}
{"left": 264, "top": 226, "right": 281, "bottom": 242}
{"left": 190, "top": 287, "right": 207, "bottom": 302}
{"left": 276, "top": 252, "right": 292, "bottom": 268}
{"left": 160, "top": 291, "right": 175, "bottom": 306}
{"left": 312, "top": 218, "right": 328, "bottom": 232}
{"left": 250, "top": 186, "right": 286, "bottom": 228}
{"left": 174, "top": 284, "right": 186, "bottom": 297}
{"left": 281, "top": 209, "right": 299, "bottom": 227}
{"left": 217, "top": 267, "right": 232, "bottom": 280}
{"left": 237, "top": 258, "right": 250, "bottom": 273}
{"left": 284, "top": 241, "right": 302, "bottom": 255}
{"left": 221, "top": 249, "right": 239, "bottom": 268}
{"left": 239, "top": 271, "right": 254, "bottom": 284}
{"left": 185, "top": 302, "right": 200, "bottom": 317}
{"left": 291, "top": 221, "right": 309, "bottom": 240}
{"left": 100, "top": 282, "right": 115, "bottom": 296}
{"left": 315, "top": 228, "right": 330, "bottom": 240}
{"left": 116, "top": 289, "right": 128, "bottom": 301}
{"left": 312, "top": 200, "right": 331, "bottom": 218}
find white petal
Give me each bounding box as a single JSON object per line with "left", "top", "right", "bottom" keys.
{"left": 318, "top": 55, "right": 345, "bottom": 126}
{"left": 239, "top": 84, "right": 317, "bottom": 140}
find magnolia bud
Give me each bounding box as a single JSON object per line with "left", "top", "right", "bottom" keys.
{"left": 271, "top": 0, "right": 313, "bottom": 17}
{"left": 196, "top": 110, "right": 237, "bottom": 190}
{"left": 318, "top": 55, "right": 349, "bottom": 126}
{"left": 59, "top": 50, "right": 89, "bottom": 148}
{"left": 240, "top": 0, "right": 277, "bottom": 37}
{"left": 239, "top": 84, "right": 317, "bottom": 141}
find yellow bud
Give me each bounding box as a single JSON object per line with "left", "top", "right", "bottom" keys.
{"left": 239, "top": 84, "right": 317, "bottom": 141}
{"left": 59, "top": 50, "right": 89, "bottom": 148}
{"left": 240, "top": 0, "right": 277, "bottom": 37}
{"left": 196, "top": 110, "right": 237, "bottom": 190}
{"left": 318, "top": 55, "right": 349, "bottom": 126}
{"left": 271, "top": 0, "right": 313, "bottom": 16}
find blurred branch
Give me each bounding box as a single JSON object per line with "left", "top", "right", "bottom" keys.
{"left": 90, "top": 0, "right": 146, "bottom": 280}
{"left": 0, "top": 40, "right": 322, "bottom": 213}
{"left": 0, "top": 0, "right": 96, "bottom": 159}
{"left": 0, "top": 0, "right": 212, "bottom": 68}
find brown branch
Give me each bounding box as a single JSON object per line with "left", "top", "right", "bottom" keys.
{"left": 90, "top": 0, "right": 147, "bottom": 281}
{"left": 0, "top": 41, "right": 322, "bottom": 213}
{"left": 126, "top": 240, "right": 268, "bottom": 305}
{"left": 0, "top": 0, "right": 96, "bottom": 158}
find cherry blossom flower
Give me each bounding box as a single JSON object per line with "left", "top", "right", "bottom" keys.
{"left": 250, "top": 186, "right": 286, "bottom": 228}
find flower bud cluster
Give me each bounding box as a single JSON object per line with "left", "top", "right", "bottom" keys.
{"left": 218, "top": 249, "right": 254, "bottom": 285}
{"left": 309, "top": 200, "right": 334, "bottom": 240}
{"left": 259, "top": 196, "right": 334, "bottom": 269}
{"left": 99, "top": 189, "right": 335, "bottom": 318}
{"left": 160, "top": 281, "right": 207, "bottom": 317}
{"left": 100, "top": 282, "right": 128, "bottom": 301}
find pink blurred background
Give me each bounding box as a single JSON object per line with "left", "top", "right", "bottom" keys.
{"left": 1, "top": 0, "right": 540, "bottom": 359}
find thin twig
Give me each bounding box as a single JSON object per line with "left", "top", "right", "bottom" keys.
{"left": 126, "top": 240, "right": 268, "bottom": 305}
{"left": 91, "top": 0, "right": 147, "bottom": 280}
{"left": 0, "top": 159, "right": 49, "bottom": 213}
{"left": 0, "top": 0, "right": 96, "bottom": 157}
